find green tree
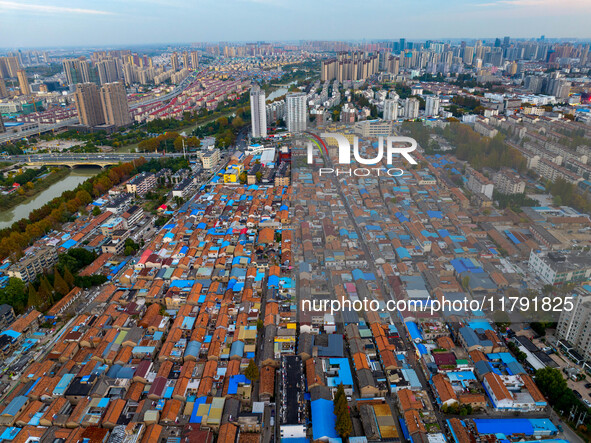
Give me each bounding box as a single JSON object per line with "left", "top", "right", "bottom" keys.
{"left": 245, "top": 359, "right": 260, "bottom": 382}
{"left": 461, "top": 275, "right": 470, "bottom": 290}
{"left": 0, "top": 278, "right": 27, "bottom": 313}
{"left": 92, "top": 206, "right": 101, "bottom": 216}
{"left": 534, "top": 367, "right": 567, "bottom": 405}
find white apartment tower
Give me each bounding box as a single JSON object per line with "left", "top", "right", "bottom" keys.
{"left": 403, "top": 98, "right": 420, "bottom": 120}
{"left": 557, "top": 295, "right": 591, "bottom": 361}
{"left": 425, "top": 95, "right": 440, "bottom": 117}
{"left": 250, "top": 84, "right": 267, "bottom": 138}
{"left": 286, "top": 92, "right": 307, "bottom": 133}
{"left": 383, "top": 98, "right": 399, "bottom": 121}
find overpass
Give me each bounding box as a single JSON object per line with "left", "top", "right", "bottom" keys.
{"left": 7, "top": 153, "right": 187, "bottom": 168}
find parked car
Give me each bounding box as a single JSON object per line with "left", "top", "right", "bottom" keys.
{"left": 573, "top": 390, "right": 582, "bottom": 399}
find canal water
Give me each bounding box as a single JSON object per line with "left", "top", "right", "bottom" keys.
{"left": 0, "top": 167, "right": 101, "bottom": 229}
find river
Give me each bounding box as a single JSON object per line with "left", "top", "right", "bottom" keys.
{"left": 0, "top": 167, "right": 101, "bottom": 229}
{"left": 266, "top": 87, "right": 288, "bottom": 102}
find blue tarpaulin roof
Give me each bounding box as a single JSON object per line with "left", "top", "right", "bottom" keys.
{"left": 311, "top": 399, "right": 338, "bottom": 441}
{"left": 61, "top": 239, "right": 77, "bottom": 249}
{"left": 405, "top": 321, "right": 423, "bottom": 341}
{"left": 473, "top": 419, "right": 557, "bottom": 436}
{"left": 227, "top": 374, "right": 251, "bottom": 395}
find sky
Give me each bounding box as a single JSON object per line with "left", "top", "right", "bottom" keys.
{"left": 0, "top": 0, "right": 590, "bottom": 48}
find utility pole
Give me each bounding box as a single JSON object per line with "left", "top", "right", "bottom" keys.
{"left": 181, "top": 131, "right": 187, "bottom": 159}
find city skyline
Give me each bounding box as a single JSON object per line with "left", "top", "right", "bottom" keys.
{"left": 1, "top": 0, "right": 591, "bottom": 47}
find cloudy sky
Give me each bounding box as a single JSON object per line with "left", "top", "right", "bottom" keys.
{"left": 0, "top": 0, "right": 590, "bottom": 48}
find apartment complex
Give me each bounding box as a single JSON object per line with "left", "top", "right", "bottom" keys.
{"left": 467, "top": 169, "right": 494, "bottom": 199}
{"left": 529, "top": 250, "right": 591, "bottom": 285}
{"left": 7, "top": 247, "right": 59, "bottom": 283}
{"left": 201, "top": 150, "right": 220, "bottom": 170}
{"left": 125, "top": 172, "right": 157, "bottom": 195}
{"left": 75, "top": 82, "right": 131, "bottom": 128}
{"left": 321, "top": 52, "right": 379, "bottom": 82}
{"left": 494, "top": 168, "right": 526, "bottom": 195}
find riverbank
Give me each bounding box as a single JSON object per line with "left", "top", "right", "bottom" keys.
{"left": 0, "top": 167, "right": 70, "bottom": 211}
{"left": 0, "top": 167, "right": 101, "bottom": 230}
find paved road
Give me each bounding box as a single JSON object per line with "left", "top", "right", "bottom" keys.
{"left": 4, "top": 152, "right": 187, "bottom": 165}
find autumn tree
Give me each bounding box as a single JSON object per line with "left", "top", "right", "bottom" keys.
{"left": 27, "top": 285, "right": 41, "bottom": 309}
{"left": 245, "top": 359, "right": 259, "bottom": 382}
{"left": 174, "top": 136, "right": 185, "bottom": 152}
{"left": 186, "top": 137, "right": 201, "bottom": 148}
{"left": 63, "top": 267, "right": 75, "bottom": 288}
{"left": 53, "top": 267, "right": 70, "bottom": 296}
{"left": 333, "top": 384, "right": 352, "bottom": 438}
{"left": 232, "top": 116, "right": 245, "bottom": 129}
{"left": 38, "top": 275, "right": 54, "bottom": 307}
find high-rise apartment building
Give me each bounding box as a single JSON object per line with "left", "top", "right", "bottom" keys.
{"left": 403, "top": 98, "right": 420, "bottom": 119}
{"left": 383, "top": 98, "right": 399, "bottom": 121}
{"left": 250, "top": 84, "right": 267, "bottom": 139}
{"left": 425, "top": 95, "right": 440, "bottom": 117}
{"left": 75, "top": 83, "right": 105, "bottom": 127}
{"left": 557, "top": 295, "right": 591, "bottom": 361}
{"left": 63, "top": 58, "right": 98, "bottom": 85}
{"left": 0, "top": 78, "right": 8, "bottom": 99}
{"left": 0, "top": 56, "right": 20, "bottom": 78}
{"left": 0, "top": 113, "right": 5, "bottom": 134}
{"left": 182, "top": 51, "right": 190, "bottom": 69}
{"left": 63, "top": 59, "right": 84, "bottom": 85}
{"left": 321, "top": 52, "right": 379, "bottom": 82}
{"left": 97, "top": 59, "right": 119, "bottom": 85}
{"left": 171, "top": 52, "right": 179, "bottom": 71}
{"left": 17, "top": 70, "right": 31, "bottom": 96}
{"left": 463, "top": 46, "right": 474, "bottom": 64}
{"left": 190, "top": 52, "right": 199, "bottom": 70}
{"left": 100, "top": 82, "right": 131, "bottom": 127}
{"left": 286, "top": 93, "right": 307, "bottom": 133}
